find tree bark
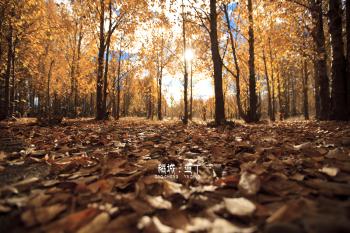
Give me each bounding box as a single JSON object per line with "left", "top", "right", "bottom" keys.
{"left": 10, "top": 37, "right": 16, "bottom": 116}
{"left": 102, "top": 0, "right": 113, "bottom": 117}
{"left": 347, "top": 0, "right": 350, "bottom": 119}
{"left": 263, "top": 49, "right": 273, "bottom": 121}
{"left": 328, "top": 0, "right": 347, "bottom": 120}
{"left": 96, "top": 0, "right": 106, "bottom": 120}
{"left": 209, "top": 0, "right": 225, "bottom": 125}
{"left": 246, "top": 0, "right": 259, "bottom": 122}
{"left": 189, "top": 61, "right": 193, "bottom": 120}
{"left": 47, "top": 60, "right": 54, "bottom": 118}
{"left": 116, "top": 48, "right": 122, "bottom": 120}
{"left": 310, "top": 0, "right": 330, "bottom": 120}
{"left": 3, "top": 24, "right": 12, "bottom": 119}
{"left": 268, "top": 38, "right": 276, "bottom": 120}
{"left": 182, "top": 0, "right": 189, "bottom": 124}
{"left": 157, "top": 33, "right": 164, "bottom": 121}
{"left": 223, "top": 4, "right": 246, "bottom": 121}
{"left": 303, "top": 59, "right": 310, "bottom": 120}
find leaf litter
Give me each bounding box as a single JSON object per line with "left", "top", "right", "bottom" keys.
{"left": 0, "top": 118, "right": 349, "bottom": 232}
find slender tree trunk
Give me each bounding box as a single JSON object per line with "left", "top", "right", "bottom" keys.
{"left": 268, "top": 38, "right": 276, "bottom": 120}
{"left": 47, "top": 60, "right": 54, "bottom": 118}
{"left": 246, "top": 0, "right": 259, "bottom": 122}
{"left": 209, "top": 0, "right": 225, "bottom": 125}
{"left": 291, "top": 73, "right": 297, "bottom": 116}
{"left": 96, "top": 0, "right": 105, "bottom": 120}
{"left": 10, "top": 39, "right": 16, "bottom": 116}
{"left": 74, "top": 23, "right": 82, "bottom": 117}
{"left": 303, "top": 59, "right": 310, "bottom": 120}
{"left": 3, "top": 25, "right": 12, "bottom": 119}
{"left": 116, "top": 47, "right": 122, "bottom": 120}
{"left": 310, "top": 0, "right": 330, "bottom": 120}
{"left": 224, "top": 4, "right": 247, "bottom": 121}
{"left": 263, "top": 49, "right": 273, "bottom": 121}
{"left": 313, "top": 61, "right": 321, "bottom": 118}
{"left": 102, "top": 1, "right": 113, "bottom": 117}
{"left": 328, "top": 0, "right": 347, "bottom": 120}
{"left": 157, "top": 66, "right": 163, "bottom": 120}
{"left": 157, "top": 33, "right": 164, "bottom": 121}
{"left": 346, "top": 0, "right": 350, "bottom": 119}
{"left": 277, "top": 64, "right": 284, "bottom": 120}
{"left": 190, "top": 61, "right": 193, "bottom": 120}
{"left": 284, "top": 73, "right": 290, "bottom": 119}
{"left": 70, "top": 22, "right": 77, "bottom": 117}
{"left": 182, "top": 0, "right": 189, "bottom": 124}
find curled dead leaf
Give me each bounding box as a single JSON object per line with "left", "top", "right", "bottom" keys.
{"left": 223, "top": 197, "right": 256, "bottom": 217}
{"left": 238, "top": 172, "right": 261, "bottom": 196}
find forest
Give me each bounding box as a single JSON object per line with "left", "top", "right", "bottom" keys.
{"left": 0, "top": 0, "right": 350, "bottom": 232}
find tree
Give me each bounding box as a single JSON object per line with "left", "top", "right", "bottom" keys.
{"left": 328, "top": 0, "right": 347, "bottom": 120}
{"left": 246, "top": 0, "right": 259, "bottom": 122}
{"left": 209, "top": 0, "right": 225, "bottom": 124}
{"left": 310, "top": 0, "right": 330, "bottom": 120}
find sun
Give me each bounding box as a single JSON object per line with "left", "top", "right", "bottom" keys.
{"left": 184, "top": 48, "right": 194, "bottom": 61}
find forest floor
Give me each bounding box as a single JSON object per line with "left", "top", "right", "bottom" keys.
{"left": 0, "top": 118, "right": 350, "bottom": 233}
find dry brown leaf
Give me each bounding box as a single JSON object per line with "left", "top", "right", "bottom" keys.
{"left": 223, "top": 197, "right": 256, "bottom": 216}
{"left": 238, "top": 172, "right": 261, "bottom": 195}
{"left": 21, "top": 204, "right": 66, "bottom": 227}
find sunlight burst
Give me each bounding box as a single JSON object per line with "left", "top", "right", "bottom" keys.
{"left": 184, "top": 48, "right": 194, "bottom": 61}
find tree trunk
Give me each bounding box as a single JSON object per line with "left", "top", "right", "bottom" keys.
{"left": 116, "top": 47, "right": 122, "bottom": 120}
{"left": 157, "top": 34, "right": 164, "bottom": 121}
{"left": 328, "top": 0, "right": 347, "bottom": 120}
{"left": 2, "top": 25, "right": 12, "bottom": 119}
{"left": 157, "top": 66, "right": 163, "bottom": 120}
{"left": 310, "top": 0, "right": 330, "bottom": 120}
{"left": 246, "top": 0, "right": 259, "bottom": 122}
{"left": 313, "top": 61, "right": 321, "bottom": 118}
{"left": 209, "top": 0, "right": 225, "bottom": 125}
{"left": 182, "top": 0, "right": 189, "bottom": 124}
{"left": 277, "top": 64, "right": 284, "bottom": 120}
{"left": 303, "top": 59, "right": 310, "bottom": 120}
{"left": 10, "top": 38, "right": 16, "bottom": 116}
{"left": 189, "top": 61, "right": 193, "bottom": 120}
{"left": 263, "top": 49, "right": 273, "bottom": 121}
{"left": 96, "top": 0, "right": 105, "bottom": 120}
{"left": 346, "top": 0, "right": 350, "bottom": 119}
{"left": 47, "top": 60, "right": 54, "bottom": 118}
{"left": 223, "top": 4, "right": 247, "bottom": 121}
{"left": 268, "top": 38, "right": 276, "bottom": 120}
{"left": 102, "top": 1, "right": 113, "bottom": 117}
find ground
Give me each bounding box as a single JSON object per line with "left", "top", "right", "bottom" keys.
{"left": 0, "top": 118, "right": 350, "bottom": 233}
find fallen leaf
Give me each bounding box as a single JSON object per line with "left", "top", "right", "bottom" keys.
{"left": 223, "top": 197, "right": 256, "bottom": 216}
{"left": 21, "top": 204, "right": 66, "bottom": 227}
{"left": 77, "top": 212, "right": 110, "bottom": 233}
{"left": 185, "top": 217, "right": 212, "bottom": 232}
{"left": 145, "top": 195, "right": 172, "bottom": 209}
{"left": 238, "top": 172, "right": 261, "bottom": 195}
{"left": 211, "top": 218, "right": 256, "bottom": 233}
{"left": 0, "top": 204, "right": 11, "bottom": 213}
{"left": 319, "top": 166, "right": 339, "bottom": 177}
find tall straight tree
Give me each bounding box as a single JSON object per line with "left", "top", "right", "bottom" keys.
{"left": 209, "top": 0, "right": 225, "bottom": 125}
{"left": 96, "top": 0, "right": 105, "bottom": 120}
{"left": 302, "top": 59, "right": 309, "bottom": 120}
{"left": 310, "top": 0, "right": 330, "bottom": 120}
{"left": 346, "top": 0, "right": 350, "bottom": 119}
{"left": 223, "top": 3, "right": 246, "bottom": 121}
{"left": 246, "top": 0, "right": 259, "bottom": 122}
{"left": 182, "top": 0, "right": 189, "bottom": 124}
{"left": 328, "top": 0, "right": 347, "bottom": 120}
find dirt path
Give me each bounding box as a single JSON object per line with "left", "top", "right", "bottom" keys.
{"left": 0, "top": 118, "right": 349, "bottom": 233}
